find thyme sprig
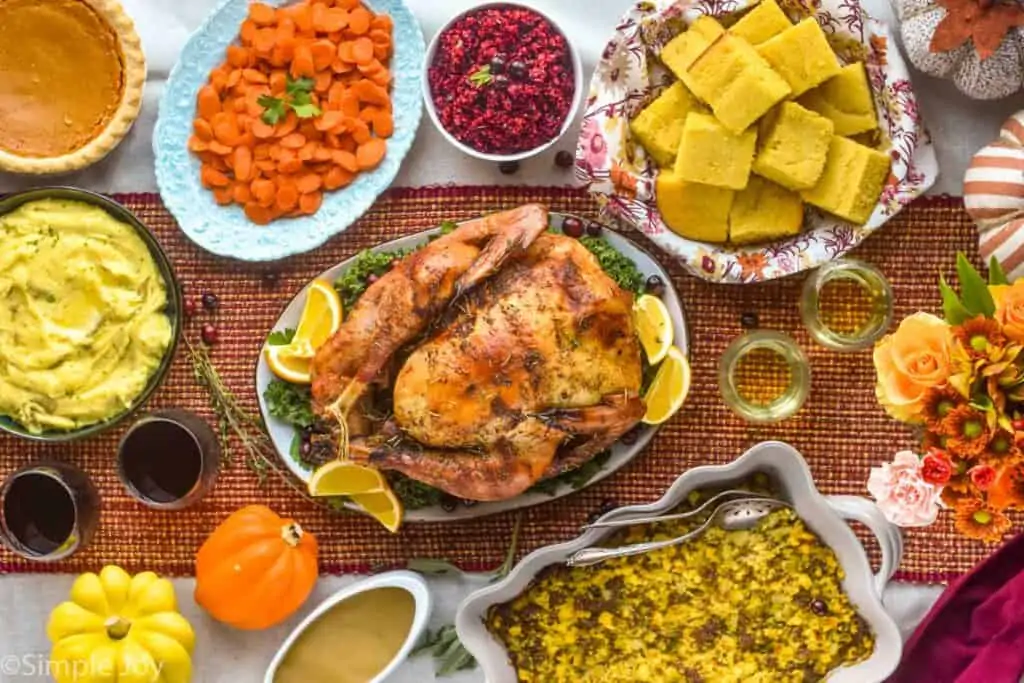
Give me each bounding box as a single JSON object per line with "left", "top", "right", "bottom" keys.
{"left": 186, "top": 337, "right": 345, "bottom": 511}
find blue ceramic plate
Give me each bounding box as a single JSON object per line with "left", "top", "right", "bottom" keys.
{"left": 154, "top": 0, "right": 424, "bottom": 261}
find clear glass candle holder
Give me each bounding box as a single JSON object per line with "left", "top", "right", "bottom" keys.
{"left": 719, "top": 331, "right": 810, "bottom": 423}
{"left": 800, "top": 259, "right": 894, "bottom": 351}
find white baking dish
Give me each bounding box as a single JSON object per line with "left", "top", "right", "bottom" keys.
{"left": 456, "top": 441, "right": 904, "bottom": 683}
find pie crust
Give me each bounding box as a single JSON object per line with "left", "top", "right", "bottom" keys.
{"left": 0, "top": 0, "right": 146, "bottom": 174}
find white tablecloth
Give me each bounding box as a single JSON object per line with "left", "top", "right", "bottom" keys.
{"left": 0, "top": 1, "right": 1019, "bottom": 680}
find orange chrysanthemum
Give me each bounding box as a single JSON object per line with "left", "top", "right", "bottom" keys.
{"left": 954, "top": 316, "right": 1007, "bottom": 358}
{"left": 921, "top": 386, "right": 965, "bottom": 432}
{"left": 954, "top": 498, "right": 1012, "bottom": 543}
{"left": 943, "top": 406, "right": 991, "bottom": 458}
{"left": 989, "top": 461, "right": 1024, "bottom": 510}
{"left": 941, "top": 459, "right": 976, "bottom": 507}
{"left": 980, "top": 431, "right": 1022, "bottom": 468}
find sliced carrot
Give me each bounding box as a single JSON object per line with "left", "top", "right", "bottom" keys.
{"left": 201, "top": 165, "right": 231, "bottom": 188}
{"left": 337, "top": 134, "right": 357, "bottom": 153}
{"left": 356, "top": 138, "right": 386, "bottom": 169}
{"left": 208, "top": 140, "right": 234, "bottom": 156}
{"left": 251, "top": 178, "right": 276, "bottom": 207}
{"left": 310, "top": 39, "right": 336, "bottom": 71}
{"left": 213, "top": 186, "right": 235, "bottom": 205}
{"left": 242, "top": 68, "right": 269, "bottom": 84}
{"left": 271, "top": 43, "right": 295, "bottom": 67}
{"left": 232, "top": 182, "right": 252, "bottom": 204}
{"left": 349, "top": 118, "right": 371, "bottom": 144}
{"left": 256, "top": 159, "right": 278, "bottom": 173}
{"left": 299, "top": 191, "right": 323, "bottom": 214}
{"left": 337, "top": 41, "right": 356, "bottom": 64}
{"left": 351, "top": 37, "right": 374, "bottom": 64}
{"left": 313, "top": 146, "right": 334, "bottom": 162}
{"left": 233, "top": 146, "right": 254, "bottom": 181}
{"left": 276, "top": 17, "right": 297, "bottom": 44}
{"left": 298, "top": 141, "right": 318, "bottom": 161}
{"left": 275, "top": 112, "right": 299, "bottom": 137}
{"left": 281, "top": 132, "right": 307, "bottom": 149}
{"left": 275, "top": 183, "right": 300, "bottom": 212}
{"left": 239, "top": 19, "right": 259, "bottom": 45}
{"left": 291, "top": 43, "right": 316, "bottom": 77}
{"left": 369, "top": 66, "right": 391, "bottom": 87}
{"left": 335, "top": 0, "right": 360, "bottom": 8}
{"left": 350, "top": 79, "right": 388, "bottom": 106}
{"left": 347, "top": 7, "right": 371, "bottom": 35}
{"left": 327, "top": 81, "right": 347, "bottom": 106}
{"left": 253, "top": 143, "right": 272, "bottom": 159}
{"left": 373, "top": 41, "right": 391, "bottom": 62}
{"left": 251, "top": 119, "right": 276, "bottom": 139}
{"left": 370, "top": 14, "right": 393, "bottom": 32}
{"left": 292, "top": 3, "right": 314, "bottom": 32}
{"left": 312, "top": 70, "right": 332, "bottom": 92}
{"left": 213, "top": 120, "right": 241, "bottom": 146}
{"left": 332, "top": 149, "right": 358, "bottom": 172}
{"left": 197, "top": 85, "right": 222, "bottom": 120}
{"left": 254, "top": 28, "right": 277, "bottom": 53}
{"left": 314, "top": 110, "right": 345, "bottom": 131}
{"left": 296, "top": 173, "right": 323, "bottom": 194}
{"left": 339, "top": 90, "right": 360, "bottom": 117}
{"left": 226, "top": 45, "right": 251, "bottom": 68}
{"left": 320, "top": 8, "right": 349, "bottom": 33}
{"left": 188, "top": 135, "right": 209, "bottom": 153}
{"left": 245, "top": 202, "right": 275, "bottom": 225}
{"left": 324, "top": 165, "right": 355, "bottom": 190}
{"left": 331, "top": 58, "right": 355, "bottom": 74}
{"left": 249, "top": 2, "right": 277, "bottom": 26}
{"left": 372, "top": 110, "right": 393, "bottom": 138}
{"left": 269, "top": 70, "right": 289, "bottom": 94}
{"left": 194, "top": 118, "right": 214, "bottom": 141}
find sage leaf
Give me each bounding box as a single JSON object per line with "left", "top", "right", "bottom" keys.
{"left": 956, "top": 252, "right": 995, "bottom": 317}
{"left": 939, "top": 274, "right": 970, "bottom": 325}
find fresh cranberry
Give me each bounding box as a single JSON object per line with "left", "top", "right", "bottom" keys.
{"left": 201, "top": 292, "right": 219, "bottom": 311}
{"left": 554, "top": 150, "right": 574, "bottom": 168}
{"left": 562, "top": 216, "right": 584, "bottom": 238}
{"left": 183, "top": 298, "right": 198, "bottom": 318}
{"left": 201, "top": 324, "right": 218, "bottom": 345}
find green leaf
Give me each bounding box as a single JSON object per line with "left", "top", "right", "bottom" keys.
{"left": 267, "top": 328, "right": 296, "bottom": 346}
{"left": 291, "top": 102, "right": 322, "bottom": 119}
{"left": 263, "top": 380, "right": 315, "bottom": 428}
{"left": 468, "top": 64, "right": 493, "bottom": 87}
{"left": 258, "top": 95, "right": 286, "bottom": 125}
{"left": 939, "top": 274, "right": 971, "bottom": 325}
{"left": 970, "top": 394, "right": 994, "bottom": 412}
{"left": 956, "top": 252, "right": 995, "bottom": 317}
{"left": 989, "top": 255, "right": 1010, "bottom": 286}
{"left": 286, "top": 75, "right": 316, "bottom": 97}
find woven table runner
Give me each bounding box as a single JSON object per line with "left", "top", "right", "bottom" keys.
{"left": 0, "top": 187, "right": 1003, "bottom": 582}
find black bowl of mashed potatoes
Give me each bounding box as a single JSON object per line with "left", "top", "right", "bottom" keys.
{"left": 0, "top": 187, "right": 181, "bottom": 441}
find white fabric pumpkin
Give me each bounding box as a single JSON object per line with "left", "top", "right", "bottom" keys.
{"left": 966, "top": 111, "right": 1024, "bottom": 277}
{"left": 896, "top": 0, "right": 1024, "bottom": 99}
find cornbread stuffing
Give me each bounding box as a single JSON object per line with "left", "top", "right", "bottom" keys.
{"left": 487, "top": 492, "right": 873, "bottom": 683}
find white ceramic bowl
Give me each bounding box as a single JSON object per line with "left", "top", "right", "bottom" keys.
{"left": 421, "top": 2, "right": 584, "bottom": 162}
{"left": 456, "top": 441, "right": 905, "bottom": 683}
{"left": 264, "top": 571, "right": 432, "bottom": 683}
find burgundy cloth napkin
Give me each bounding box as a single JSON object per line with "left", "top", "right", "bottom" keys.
{"left": 888, "top": 531, "right": 1024, "bottom": 683}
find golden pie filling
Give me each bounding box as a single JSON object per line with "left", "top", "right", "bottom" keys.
{"left": 0, "top": 0, "right": 126, "bottom": 158}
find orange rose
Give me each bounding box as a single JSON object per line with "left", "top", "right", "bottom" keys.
{"left": 873, "top": 312, "right": 954, "bottom": 422}
{"left": 991, "top": 282, "right": 1024, "bottom": 342}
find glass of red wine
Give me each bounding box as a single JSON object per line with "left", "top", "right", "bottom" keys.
{"left": 0, "top": 462, "right": 100, "bottom": 561}
{"left": 117, "top": 409, "right": 220, "bottom": 510}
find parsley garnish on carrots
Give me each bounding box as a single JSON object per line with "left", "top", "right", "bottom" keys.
{"left": 258, "top": 75, "right": 322, "bottom": 125}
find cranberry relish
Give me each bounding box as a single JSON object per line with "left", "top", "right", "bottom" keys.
{"left": 428, "top": 5, "right": 575, "bottom": 155}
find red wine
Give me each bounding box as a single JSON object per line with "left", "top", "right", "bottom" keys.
{"left": 121, "top": 420, "right": 203, "bottom": 503}
{"left": 3, "top": 472, "right": 75, "bottom": 556}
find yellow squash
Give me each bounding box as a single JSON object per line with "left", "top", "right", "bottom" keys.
{"left": 47, "top": 565, "right": 195, "bottom": 683}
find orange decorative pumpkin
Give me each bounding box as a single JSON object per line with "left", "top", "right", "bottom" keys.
{"left": 195, "top": 505, "right": 318, "bottom": 630}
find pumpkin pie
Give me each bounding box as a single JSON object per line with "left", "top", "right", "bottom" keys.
{"left": 0, "top": 0, "right": 145, "bottom": 174}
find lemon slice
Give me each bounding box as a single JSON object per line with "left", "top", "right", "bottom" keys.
{"left": 292, "top": 279, "right": 343, "bottom": 356}
{"left": 308, "top": 461, "right": 388, "bottom": 497}
{"left": 265, "top": 345, "right": 313, "bottom": 384}
{"left": 350, "top": 488, "right": 404, "bottom": 533}
{"left": 634, "top": 294, "right": 674, "bottom": 365}
{"left": 642, "top": 346, "right": 691, "bottom": 425}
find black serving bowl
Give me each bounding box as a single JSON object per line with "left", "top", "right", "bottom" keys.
{"left": 0, "top": 187, "right": 182, "bottom": 442}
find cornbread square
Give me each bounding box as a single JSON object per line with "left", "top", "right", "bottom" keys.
{"left": 629, "top": 82, "right": 706, "bottom": 168}
{"left": 729, "top": 176, "right": 805, "bottom": 244}
{"left": 729, "top": 0, "right": 792, "bottom": 45}
{"left": 757, "top": 18, "right": 841, "bottom": 97}
{"left": 661, "top": 16, "right": 726, "bottom": 75}
{"left": 801, "top": 136, "right": 891, "bottom": 224}
{"left": 674, "top": 113, "right": 757, "bottom": 190}
{"left": 681, "top": 36, "right": 791, "bottom": 133}
{"left": 798, "top": 63, "right": 879, "bottom": 136}
{"left": 656, "top": 171, "right": 733, "bottom": 242}
{"left": 752, "top": 102, "right": 834, "bottom": 190}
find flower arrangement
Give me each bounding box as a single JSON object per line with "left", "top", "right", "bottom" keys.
{"left": 870, "top": 254, "right": 1024, "bottom": 542}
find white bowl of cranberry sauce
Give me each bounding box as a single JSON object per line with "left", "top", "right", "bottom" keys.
{"left": 422, "top": 3, "right": 584, "bottom": 163}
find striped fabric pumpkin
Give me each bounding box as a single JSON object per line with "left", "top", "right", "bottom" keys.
{"left": 965, "top": 111, "right": 1024, "bottom": 278}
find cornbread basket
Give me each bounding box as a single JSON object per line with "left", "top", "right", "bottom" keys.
{"left": 575, "top": 0, "right": 939, "bottom": 283}
{"left": 456, "top": 441, "right": 905, "bottom": 683}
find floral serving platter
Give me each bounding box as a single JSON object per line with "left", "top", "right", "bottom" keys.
{"left": 575, "top": 0, "right": 939, "bottom": 284}
{"left": 255, "top": 213, "right": 689, "bottom": 522}
{"left": 153, "top": 0, "right": 424, "bottom": 261}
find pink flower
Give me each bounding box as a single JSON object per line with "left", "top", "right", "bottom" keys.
{"left": 867, "top": 451, "right": 944, "bottom": 527}
{"left": 580, "top": 118, "right": 608, "bottom": 173}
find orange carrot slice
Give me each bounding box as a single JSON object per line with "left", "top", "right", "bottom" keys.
{"left": 356, "top": 138, "right": 386, "bottom": 169}
{"left": 352, "top": 37, "right": 374, "bottom": 64}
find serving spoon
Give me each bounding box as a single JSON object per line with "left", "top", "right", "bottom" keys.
{"left": 581, "top": 489, "right": 774, "bottom": 530}
{"left": 566, "top": 498, "right": 790, "bottom": 568}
